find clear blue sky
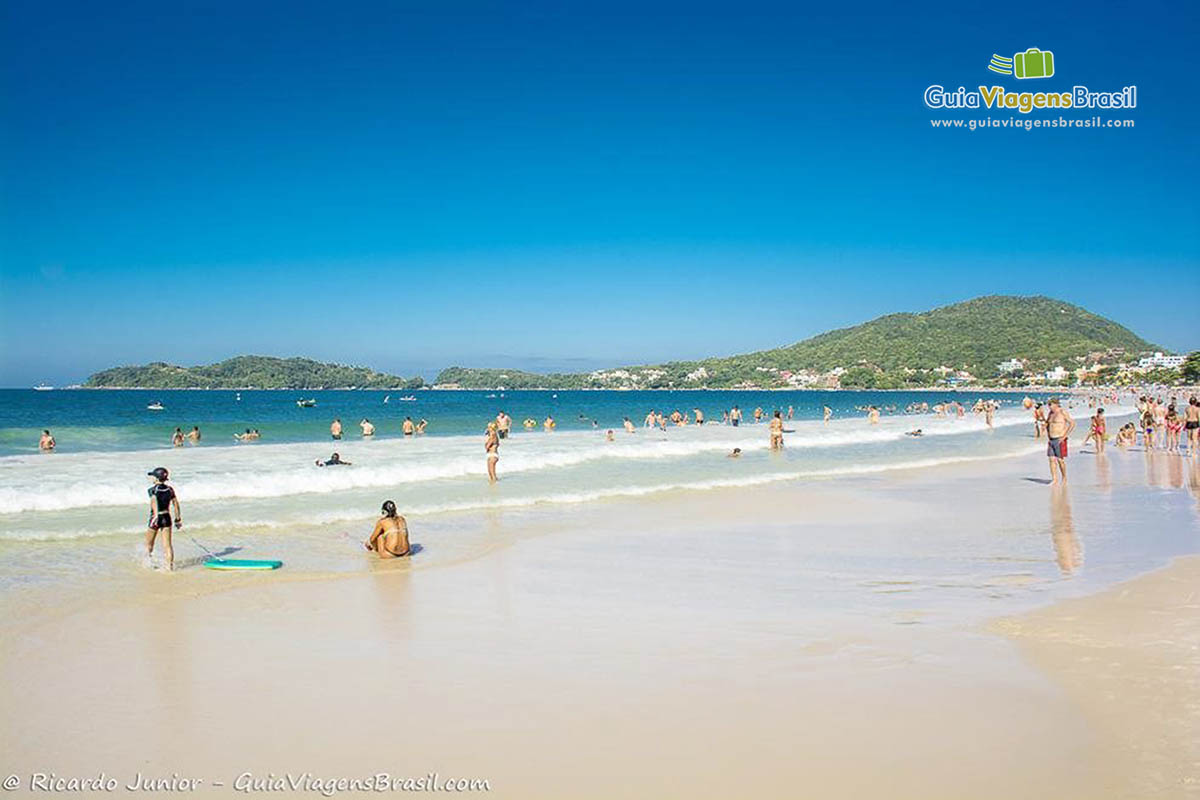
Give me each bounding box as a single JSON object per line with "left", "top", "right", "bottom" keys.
{"left": 2, "top": 0, "right": 1197, "bottom": 384}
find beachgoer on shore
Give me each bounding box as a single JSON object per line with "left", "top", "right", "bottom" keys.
{"left": 145, "top": 467, "right": 181, "bottom": 571}
{"left": 365, "top": 500, "right": 410, "bottom": 558}
{"left": 1045, "top": 398, "right": 1075, "bottom": 486}
{"left": 485, "top": 422, "right": 500, "bottom": 482}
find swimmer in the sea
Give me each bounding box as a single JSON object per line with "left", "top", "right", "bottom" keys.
{"left": 365, "top": 500, "right": 410, "bottom": 558}
{"left": 360, "top": 418, "right": 375, "bottom": 437}
{"left": 402, "top": 417, "right": 415, "bottom": 436}
{"left": 39, "top": 429, "right": 56, "bottom": 451}
{"left": 623, "top": 417, "right": 636, "bottom": 433}
{"left": 769, "top": 411, "right": 784, "bottom": 450}
{"left": 186, "top": 426, "right": 201, "bottom": 444}
{"left": 330, "top": 418, "right": 343, "bottom": 439}
{"left": 906, "top": 429, "right": 923, "bottom": 437}
{"left": 171, "top": 427, "right": 185, "bottom": 447}
{"left": 728, "top": 448, "right": 742, "bottom": 458}
{"left": 316, "top": 452, "right": 351, "bottom": 466}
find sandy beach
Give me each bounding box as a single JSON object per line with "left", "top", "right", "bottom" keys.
{"left": 2, "top": 440, "right": 1198, "bottom": 799}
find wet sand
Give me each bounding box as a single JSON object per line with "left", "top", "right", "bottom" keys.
{"left": 995, "top": 555, "right": 1200, "bottom": 798}
{"left": 2, "top": 449, "right": 1198, "bottom": 798}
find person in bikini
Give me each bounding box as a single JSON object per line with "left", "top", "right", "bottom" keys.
{"left": 769, "top": 410, "right": 784, "bottom": 450}
{"left": 39, "top": 429, "right": 56, "bottom": 451}
{"left": 1033, "top": 403, "right": 1046, "bottom": 439}
{"left": 1083, "top": 408, "right": 1106, "bottom": 453}
{"left": 365, "top": 500, "right": 410, "bottom": 558}
{"left": 485, "top": 421, "right": 500, "bottom": 482}
{"left": 1164, "top": 404, "right": 1184, "bottom": 453}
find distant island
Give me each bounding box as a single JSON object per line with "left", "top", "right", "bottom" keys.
{"left": 435, "top": 295, "right": 1188, "bottom": 390}
{"left": 84, "top": 356, "right": 424, "bottom": 390}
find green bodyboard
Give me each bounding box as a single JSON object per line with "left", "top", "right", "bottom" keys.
{"left": 205, "top": 558, "right": 282, "bottom": 571}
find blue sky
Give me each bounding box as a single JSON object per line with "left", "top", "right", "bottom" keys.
{"left": 2, "top": 0, "right": 1197, "bottom": 384}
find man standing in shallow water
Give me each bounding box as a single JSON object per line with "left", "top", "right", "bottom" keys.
{"left": 1045, "top": 397, "right": 1075, "bottom": 486}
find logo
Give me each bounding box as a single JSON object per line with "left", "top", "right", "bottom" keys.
{"left": 925, "top": 46, "right": 1135, "bottom": 114}
{"left": 989, "top": 48, "right": 1056, "bottom": 79}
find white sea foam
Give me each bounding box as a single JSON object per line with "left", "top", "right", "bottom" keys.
{"left": 0, "top": 404, "right": 1131, "bottom": 537}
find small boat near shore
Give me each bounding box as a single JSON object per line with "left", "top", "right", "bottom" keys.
{"left": 396, "top": 395, "right": 417, "bottom": 402}
{"left": 33, "top": 384, "right": 54, "bottom": 391}
{"left": 147, "top": 401, "right": 164, "bottom": 411}
{"left": 296, "top": 398, "right": 317, "bottom": 408}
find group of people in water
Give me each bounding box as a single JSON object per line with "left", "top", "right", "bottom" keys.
{"left": 330, "top": 416, "right": 428, "bottom": 439}
{"left": 132, "top": 387, "right": 1200, "bottom": 571}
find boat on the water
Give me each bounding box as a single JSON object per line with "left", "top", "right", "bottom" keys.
{"left": 33, "top": 384, "right": 53, "bottom": 391}
{"left": 397, "top": 396, "right": 417, "bottom": 402}
{"left": 296, "top": 398, "right": 317, "bottom": 408}
{"left": 147, "top": 402, "right": 164, "bottom": 411}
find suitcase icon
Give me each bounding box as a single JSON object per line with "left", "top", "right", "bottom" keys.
{"left": 1014, "top": 48, "right": 1054, "bottom": 79}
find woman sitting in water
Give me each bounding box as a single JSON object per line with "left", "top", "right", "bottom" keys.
{"left": 365, "top": 500, "right": 410, "bottom": 558}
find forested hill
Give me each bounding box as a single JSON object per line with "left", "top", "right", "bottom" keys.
{"left": 84, "top": 356, "right": 424, "bottom": 390}
{"left": 435, "top": 296, "right": 1159, "bottom": 389}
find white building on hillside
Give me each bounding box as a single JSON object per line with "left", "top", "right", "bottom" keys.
{"left": 1044, "top": 366, "right": 1069, "bottom": 383}
{"left": 1138, "top": 352, "right": 1185, "bottom": 369}
{"left": 997, "top": 358, "right": 1024, "bottom": 373}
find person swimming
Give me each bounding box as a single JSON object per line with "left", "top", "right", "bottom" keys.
{"left": 906, "top": 429, "right": 924, "bottom": 437}
{"left": 728, "top": 447, "right": 742, "bottom": 458}
{"left": 39, "top": 429, "right": 56, "bottom": 451}
{"left": 316, "top": 452, "right": 351, "bottom": 466}
{"left": 365, "top": 500, "right": 410, "bottom": 558}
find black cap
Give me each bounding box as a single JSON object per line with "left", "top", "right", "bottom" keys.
{"left": 148, "top": 467, "right": 169, "bottom": 480}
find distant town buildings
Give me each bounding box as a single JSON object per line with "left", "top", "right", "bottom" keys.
{"left": 997, "top": 358, "right": 1024, "bottom": 373}
{"left": 1138, "top": 352, "right": 1186, "bottom": 369}
{"left": 1044, "top": 366, "right": 1070, "bottom": 383}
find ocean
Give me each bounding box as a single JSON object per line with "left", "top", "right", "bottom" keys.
{"left": 2, "top": 387, "right": 1166, "bottom": 612}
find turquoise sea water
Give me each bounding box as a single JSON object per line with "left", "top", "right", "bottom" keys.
{"left": 3, "top": 387, "right": 1198, "bottom": 635}
{"left": 0, "top": 388, "right": 1041, "bottom": 456}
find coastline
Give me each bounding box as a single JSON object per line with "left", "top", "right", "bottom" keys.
{"left": 2, "top": 444, "right": 1197, "bottom": 798}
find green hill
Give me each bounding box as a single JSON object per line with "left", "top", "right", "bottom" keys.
{"left": 84, "top": 355, "right": 424, "bottom": 390}
{"left": 435, "top": 296, "right": 1159, "bottom": 389}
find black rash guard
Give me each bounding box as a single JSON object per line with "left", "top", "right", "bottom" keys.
{"left": 148, "top": 483, "right": 175, "bottom": 529}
